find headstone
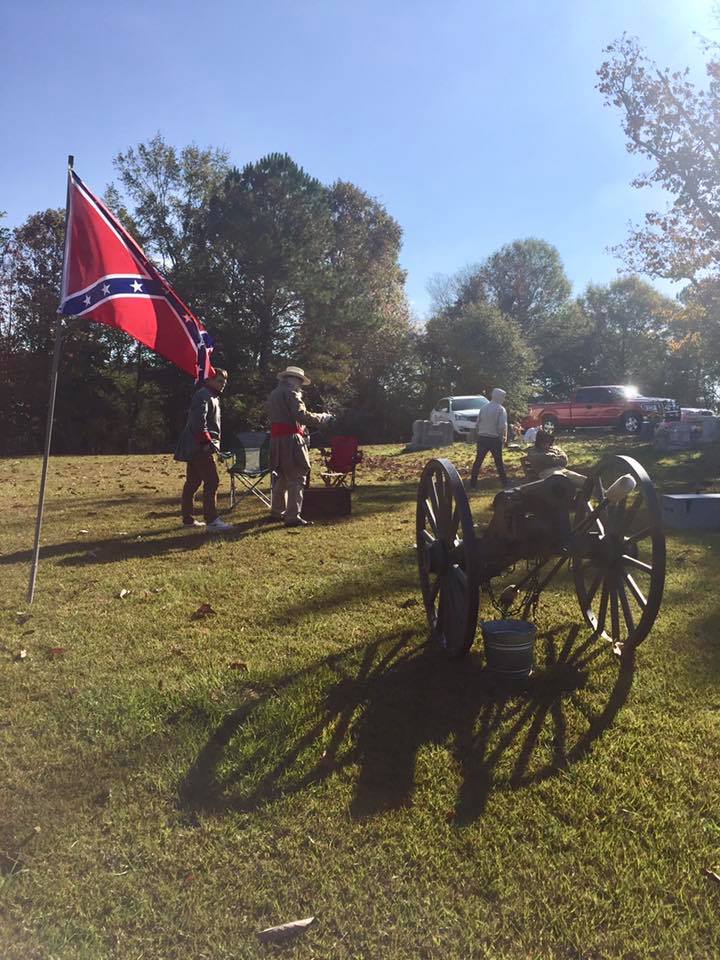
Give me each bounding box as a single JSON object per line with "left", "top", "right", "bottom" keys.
{"left": 408, "top": 420, "right": 455, "bottom": 450}
{"left": 698, "top": 416, "right": 720, "bottom": 444}
{"left": 654, "top": 422, "right": 694, "bottom": 451}
{"left": 662, "top": 493, "right": 720, "bottom": 531}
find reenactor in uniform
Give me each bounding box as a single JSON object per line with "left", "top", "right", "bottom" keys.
{"left": 267, "top": 365, "right": 332, "bottom": 527}
{"left": 174, "top": 367, "right": 232, "bottom": 530}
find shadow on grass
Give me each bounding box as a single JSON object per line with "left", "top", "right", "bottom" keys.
{"left": 178, "top": 622, "right": 635, "bottom": 825}
{"left": 0, "top": 515, "right": 280, "bottom": 568}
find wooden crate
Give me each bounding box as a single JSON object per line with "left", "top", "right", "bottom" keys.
{"left": 302, "top": 486, "right": 352, "bottom": 520}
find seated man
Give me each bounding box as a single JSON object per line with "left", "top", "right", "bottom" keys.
{"left": 525, "top": 429, "right": 587, "bottom": 489}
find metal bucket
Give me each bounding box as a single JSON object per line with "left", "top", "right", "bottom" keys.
{"left": 481, "top": 619, "right": 536, "bottom": 681}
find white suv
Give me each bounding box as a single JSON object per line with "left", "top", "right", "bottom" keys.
{"left": 430, "top": 395, "right": 490, "bottom": 439}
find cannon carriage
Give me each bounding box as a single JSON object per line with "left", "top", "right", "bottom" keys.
{"left": 416, "top": 454, "right": 666, "bottom": 659}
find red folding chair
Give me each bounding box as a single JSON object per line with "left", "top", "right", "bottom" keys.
{"left": 319, "top": 436, "right": 363, "bottom": 488}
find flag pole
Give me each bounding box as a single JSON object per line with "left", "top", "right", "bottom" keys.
{"left": 27, "top": 155, "right": 75, "bottom": 605}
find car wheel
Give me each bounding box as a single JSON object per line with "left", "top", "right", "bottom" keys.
{"left": 623, "top": 412, "right": 642, "bottom": 434}
{"left": 541, "top": 415, "right": 558, "bottom": 435}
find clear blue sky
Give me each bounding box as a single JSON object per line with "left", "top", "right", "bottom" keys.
{"left": 1, "top": 0, "right": 716, "bottom": 316}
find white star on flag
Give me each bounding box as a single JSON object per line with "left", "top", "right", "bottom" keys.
{"left": 101, "top": 283, "right": 111, "bottom": 296}
{"left": 130, "top": 280, "right": 143, "bottom": 293}
{"left": 83, "top": 294, "right": 91, "bottom": 306}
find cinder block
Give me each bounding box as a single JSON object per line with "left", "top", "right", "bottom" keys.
{"left": 662, "top": 494, "right": 720, "bottom": 530}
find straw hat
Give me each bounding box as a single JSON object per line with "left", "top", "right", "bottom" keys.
{"left": 277, "top": 365, "right": 311, "bottom": 385}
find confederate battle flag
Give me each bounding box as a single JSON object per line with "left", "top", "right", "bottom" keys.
{"left": 59, "top": 169, "right": 214, "bottom": 381}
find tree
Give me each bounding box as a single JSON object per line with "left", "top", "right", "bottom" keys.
{"left": 199, "top": 153, "right": 333, "bottom": 389}
{"left": 467, "top": 239, "right": 572, "bottom": 340}
{"left": 298, "top": 181, "right": 414, "bottom": 421}
{"left": 423, "top": 301, "right": 536, "bottom": 418}
{"left": 111, "top": 133, "right": 230, "bottom": 274}
{"left": 577, "top": 277, "right": 676, "bottom": 391}
{"left": 665, "top": 280, "right": 720, "bottom": 404}
{"left": 598, "top": 35, "right": 720, "bottom": 282}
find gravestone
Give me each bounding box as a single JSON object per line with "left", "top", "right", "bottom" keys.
{"left": 662, "top": 494, "right": 720, "bottom": 531}
{"left": 408, "top": 419, "right": 455, "bottom": 450}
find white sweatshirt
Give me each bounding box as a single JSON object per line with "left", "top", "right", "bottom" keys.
{"left": 476, "top": 388, "right": 508, "bottom": 438}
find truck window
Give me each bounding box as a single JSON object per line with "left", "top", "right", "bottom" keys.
{"left": 437, "top": 399, "right": 449, "bottom": 412}
{"left": 575, "top": 388, "right": 601, "bottom": 403}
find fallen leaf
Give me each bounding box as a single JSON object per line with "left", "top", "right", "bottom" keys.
{"left": 705, "top": 868, "right": 720, "bottom": 884}
{"left": 399, "top": 598, "right": 419, "bottom": 608}
{"left": 257, "top": 917, "right": 315, "bottom": 943}
{"left": 170, "top": 646, "right": 185, "bottom": 656}
{"left": 118, "top": 589, "right": 130, "bottom": 599}
{"left": 192, "top": 603, "right": 216, "bottom": 620}
{"left": 49, "top": 646, "right": 67, "bottom": 659}
{"left": 229, "top": 661, "right": 249, "bottom": 671}
{"left": 77, "top": 529, "right": 90, "bottom": 535}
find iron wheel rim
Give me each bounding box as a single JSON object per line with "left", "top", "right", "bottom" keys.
{"left": 572, "top": 454, "right": 665, "bottom": 652}
{"left": 416, "top": 458, "right": 480, "bottom": 658}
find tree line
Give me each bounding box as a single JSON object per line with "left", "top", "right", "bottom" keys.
{"left": 2, "top": 35, "right": 720, "bottom": 455}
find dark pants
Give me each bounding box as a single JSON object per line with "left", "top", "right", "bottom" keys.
{"left": 182, "top": 448, "right": 219, "bottom": 523}
{"left": 471, "top": 435, "right": 507, "bottom": 486}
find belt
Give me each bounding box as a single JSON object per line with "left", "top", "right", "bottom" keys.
{"left": 271, "top": 423, "right": 305, "bottom": 437}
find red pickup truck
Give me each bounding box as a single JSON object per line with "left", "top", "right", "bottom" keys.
{"left": 524, "top": 385, "right": 681, "bottom": 435}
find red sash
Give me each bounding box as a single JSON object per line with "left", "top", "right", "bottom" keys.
{"left": 271, "top": 423, "right": 305, "bottom": 437}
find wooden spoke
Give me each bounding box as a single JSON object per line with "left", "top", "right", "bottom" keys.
{"left": 429, "top": 575, "right": 441, "bottom": 604}
{"left": 626, "top": 526, "right": 652, "bottom": 545}
{"left": 622, "top": 495, "right": 643, "bottom": 529}
{"left": 420, "top": 528, "right": 435, "bottom": 548}
{"left": 624, "top": 572, "right": 647, "bottom": 609}
{"left": 450, "top": 504, "right": 461, "bottom": 541}
{"left": 617, "top": 579, "right": 635, "bottom": 636}
{"left": 610, "top": 587, "right": 621, "bottom": 644}
{"left": 586, "top": 570, "right": 604, "bottom": 607}
{"left": 622, "top": 554, "right": 653, "bottom": 574}
{"left": 573, "top": 454, "right": 664, "bottom": 650}
{"left": 596, "top": 582, "right": 609, "bottom": 636}
{"left": 424, "top": 498, "right": 439, "bottom": 537}
{"left": 416, "top": 458, "right": 480, "bottom": 659}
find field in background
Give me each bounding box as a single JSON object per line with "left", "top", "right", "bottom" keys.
{"left": 1, "top": 436, "right": 719, "bottom": 959}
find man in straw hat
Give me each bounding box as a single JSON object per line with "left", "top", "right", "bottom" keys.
{"left": 267, "top": 365, "right": 332, "bottom": 527}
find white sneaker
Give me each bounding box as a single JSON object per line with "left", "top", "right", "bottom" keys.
{"left": 183, "top": 519, "right": 206, "bottom": 528}
{"left": 205, "top": 518, "right": 232, "bottom": 532}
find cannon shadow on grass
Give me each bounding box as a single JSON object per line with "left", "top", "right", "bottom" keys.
{"left": 178, "top": 623, "right": 635, "bottom": 825}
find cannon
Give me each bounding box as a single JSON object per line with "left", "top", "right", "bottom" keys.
{"left": 416, "top": 455, "right": 666, "bottom": 658}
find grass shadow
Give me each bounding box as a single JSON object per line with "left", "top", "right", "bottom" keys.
{"left": 178, "top": 622, "right": 635, "bottom": 825}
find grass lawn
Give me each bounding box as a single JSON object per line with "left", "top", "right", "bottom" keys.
{"left": 1, "top": 434, "right": 719, "bottom": 959}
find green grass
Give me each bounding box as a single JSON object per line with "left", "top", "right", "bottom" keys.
{"left": 0, "top": 435, "right": 719, "bottom": 959}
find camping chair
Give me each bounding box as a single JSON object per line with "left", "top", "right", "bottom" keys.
{"left": 319, "top": 435, "right": 363, "bottom": 488}
{"left": 223, "top": 431, "right": 272, "bottom": 508}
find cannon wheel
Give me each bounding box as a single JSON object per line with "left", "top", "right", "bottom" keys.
{"left": 416, "top": 458, "right": 480, "bottom": 658}
{"left": 572, "top": 454, "right": 665, "bottom": 653}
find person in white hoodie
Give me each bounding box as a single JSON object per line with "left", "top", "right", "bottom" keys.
{"left": 470, "top": 387, "right": 509, "bottom": 488}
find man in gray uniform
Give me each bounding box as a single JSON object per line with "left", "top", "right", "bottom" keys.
{"left": 174, "top": 368, "right": 232, "bottom": 530}
{"left": 267, "top": 365, "right": 332, "bottom": 527}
